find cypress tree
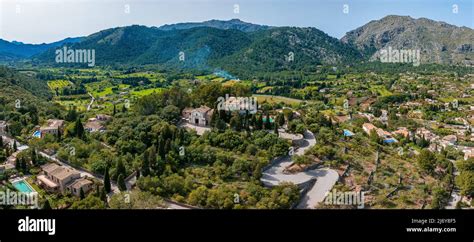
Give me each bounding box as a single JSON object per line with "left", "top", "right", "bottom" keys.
{"left": 79, "top": 187, "right": 85, "bottom": 200}
{"left": 75, "top": 118, "right": 85, "bottom": 139}
{"left": 104, "top": 166, "right": 111, "bottom": 193}
{"left": 117, "top": 174, "right": 127, "bottom": 191}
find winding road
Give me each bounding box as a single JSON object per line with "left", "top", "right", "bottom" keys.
{"left": 261, "top": 130, "right": 339, "bottom": 209}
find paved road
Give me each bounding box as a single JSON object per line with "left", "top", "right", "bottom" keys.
{"left": 87, "top": 92, "right": 95, "bottom": 111}
{"left": 261, "top": 130, "right": 339, "bottom": 209}
{"left": 446, "top": 159, "right": 461, "bottom": 209}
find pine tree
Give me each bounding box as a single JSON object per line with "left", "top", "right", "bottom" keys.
{"left": 104, "top": 166, "right": 111, "bottom": 193}
{"left": 117, "top": 174, "right": 127, "bottom": 191}
{"left": 274, "top": 122, "right": 279, "bottom": 136}
{"left": 113, "top": 104, "right": 117, "bottom": 116}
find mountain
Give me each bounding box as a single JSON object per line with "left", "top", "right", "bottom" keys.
{"left": 215, "top": 27, "right": 361, "bottom": 74}
{"left": 341, "top": 15, "right": 474, "bottom": 65}
{"left": 158, "top": 19, "right": 272, "bottom": 32}
{"left": 34, "top": 22, "right": 359, "bottom": 73}
{"left": 0, "top": 37, "right": 83, "bottom": 60}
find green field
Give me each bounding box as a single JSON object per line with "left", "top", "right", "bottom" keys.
{"left": 370, "top": 85, "right": 393, "bottom": 97}
{"left": 131, "top": 88, "right": 164, "bottom": 97}
{"left": 253, "top": 94, "right": 305, "bottom": 105}
{"left": 47, "top": 80, "right": 74, "bottom": 90}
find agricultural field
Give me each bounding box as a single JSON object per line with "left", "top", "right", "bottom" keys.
{"left": 47, "top": 80, "right": 74, "bottom": 91}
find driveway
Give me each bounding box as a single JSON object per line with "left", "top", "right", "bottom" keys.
{"left": 261, "top": 130, "right": 339, "bottom": 209}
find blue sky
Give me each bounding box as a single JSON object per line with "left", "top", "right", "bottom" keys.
{"left": 0, "top": 0, "right": 472, "bottom": 44}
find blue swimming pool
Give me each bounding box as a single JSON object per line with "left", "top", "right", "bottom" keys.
{"left": 33, "top": 130, "right": 41, "bottom": 138}
{"left": 12, "top": 180, "right": 35, "bottom": 193}
{"left": 343, "top": 129, "right": 355, "bottom": 137}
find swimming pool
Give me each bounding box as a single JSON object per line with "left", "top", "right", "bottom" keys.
{"left": 12, "top": 180, "right": 36, "bottom": 193}
{"left": 33, "top": 130, "right": 41, "bottom": 138}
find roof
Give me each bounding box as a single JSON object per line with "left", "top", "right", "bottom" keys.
{"left": 42, "top": 163, "right": 80, "bottom": 181}
{"left": 37, "top": 175, "right": 58, "bottom": 188}
{"left": 41, "top": 163, "right": 61, "bottom": 174}
{"left": 85, "top": 121, "right": 105, "bottom": 131}
{"left": 41, "top": 119, "right": 65, "bottom": 129}
{"left": 68, "top": 178, "right": 93, "bottom": 190}
{"left": 363, "top": 123, "right": 376, "bottom": 130}
{"left": 192, "top": 106, "right": 212, "bottom": 114}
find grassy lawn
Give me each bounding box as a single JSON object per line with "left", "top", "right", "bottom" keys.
{"left": 253, "top": 94, "right": 305, "bottom": 106}
{"left": 370, "top": 85, "right": 393, "bottom": 97}
{"left": 131, "top": 87, "right": 164, "bottom": 97}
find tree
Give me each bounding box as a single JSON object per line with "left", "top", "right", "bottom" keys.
{"left": 118, "top": 174, "right": 127, "bottom": 191}
{"left": 100, "top": 187, "right": 107, "bottom": 203}
{"left": 31, "top": 148, "right": 37, "bottom": 165}
{"left": 277, "top": 113, "right": 285, "bottom": 126}
{"left": 264, "top": 114, "right": 272, "bottom": 130}
{"left": 256, "top": 115, "right": 263, "bottom": 130}
{"left": 42, "top": 199, "right": 52, "bottom": 210}
{"left": 141, "top": 154, "right": 150, "bottom": 177}
{"left": 455, "top": 171, "right": 474, "bottom": 197}
{"left": 70, "top": 195, "right": 106, "bottom": 209}
{"left": 79, "top": 187, "right": 85, "bottom": 200}
{"left": 274, "top": 122, "right": 279, "bottom": 136}
{"left": 417, "top": 149, "right": 436, "bottom": 174}
{"left": 95, "top": 184, "right": 101, "bottom": 197}
{"left": 115, "top": 158, "right": 126, "bottom": 180}
{"left": 13, "top": 141, "right": 17, "bottom": 152}
{"left": 113, "top": 104, "right": 117, "bottom": 116}
{"left": 74, "top": 118, "right": 85, "bottom": 139}
{"left": 104, "top": 166, "right": 111, "bottom": 193}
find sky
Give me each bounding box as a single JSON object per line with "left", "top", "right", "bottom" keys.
{"left": 0, "top": 0, "right": 473, "bottom": 44}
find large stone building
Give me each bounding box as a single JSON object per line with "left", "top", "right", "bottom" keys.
{"left": 40, "top": 119, "right": 65, "bottom": 137}
{"left": 37, "top": 163, "right": 93, "bottom": 197}
{"left": 182, "top": 106, "right": 214, "bottom": 127}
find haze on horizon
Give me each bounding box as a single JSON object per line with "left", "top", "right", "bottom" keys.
{"left": 0, "top": 0, "right": 472, "bottom": 44}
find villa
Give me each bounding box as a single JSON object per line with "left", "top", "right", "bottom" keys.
{"left": 40, "top": 119, "right": 65, "bottom": 137}
{"left": 392, "top": 127, "right": 410, "bottom": 138}
{"left": 37, "top": 163, "right": 93, "bottom": 197}
{"left": 85, "top": 120, "right": 105, "bottom": 132}
{"left": 363, "top": 123, "right": 398, "bottom": 143}
{"left": 182, "top": 106, "right": 214, "bottom": 127}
